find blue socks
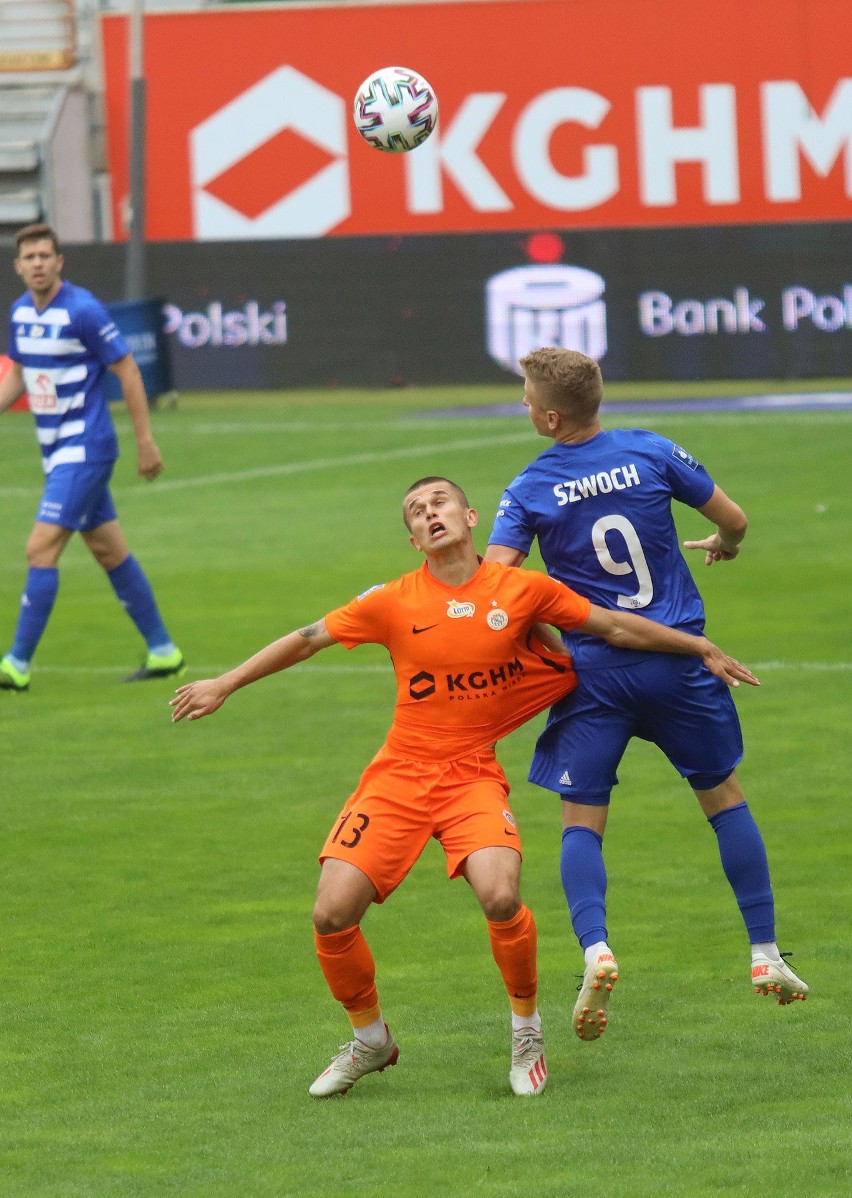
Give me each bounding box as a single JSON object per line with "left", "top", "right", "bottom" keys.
{"left": 9, "top": 566, "right": 60, "bottom": 666}
{"left": 6, "top": 556, "right": 174, "bottom": 668}
{"left": 562, "top": 801, "right": 775, "bottom": 954}
{"left": 106, "top": 555, "right": 173, "bottom": 652}
{"left": 560, "top": 826, "right": 608, "bottom": 950}
{"left": 707, "top": 801, "right": 775, "bottom": 943}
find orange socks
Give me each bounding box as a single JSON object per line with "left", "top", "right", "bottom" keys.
{"left": 314, "top": 924, "right": 380, "bottom": 1028}
{"left": 487, "top": 904, "right": 538, "bottom": 1018}
{"left": 316, "top": 909, "right": 538, "bottom": 1029}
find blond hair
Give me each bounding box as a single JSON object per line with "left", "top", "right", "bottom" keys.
{"left": 520, "top": 347, "right": 603, "bottom": 425}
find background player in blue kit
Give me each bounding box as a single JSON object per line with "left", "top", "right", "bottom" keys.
{"left": 485, "top": 346, "right": 808, "bottom": 1040}
{"left": 0, "top": 224, "right": 184, "bottom": 691}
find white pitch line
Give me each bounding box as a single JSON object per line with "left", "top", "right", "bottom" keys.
{"left": 187, "top": 419, "right": 431, "bottom": 434}
{"left": 0, "top": 430, "right": 532, "bottom": 500}
{"left": 2, "top": 412, "right": 850, "bottom": 500}
{"left": 119, "top": 430, "right": 535, "bottom": 496}
{"left": 21, "top": 660, "right": 852, "bottom": 677}
{"left": 752, "top": 661, "right": 851, "bottom": 672}
{"left": 0, "top": 429, "right": 537, "bottom": 500}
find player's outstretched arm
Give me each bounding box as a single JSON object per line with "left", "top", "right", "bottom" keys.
{"left": 170, "top": 618, "right": 338, "bottom": 722}
{"left": 684, "top": 486, "right": 748, "bottom": 566}
{"left": 579, "top": 606, "right": 759, "bottom": 688}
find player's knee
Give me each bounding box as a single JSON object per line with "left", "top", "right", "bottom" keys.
{"left": 479, "top": 886, "right": 522, "bottom": 923}
{"left": 312, "top": 897, "right": 358, "bottom": 936}
{"left": 25, "top": 544, "right": 60, "bottom": 568}
{"left": 88, "top": 541, "right": 126, "bottom": 571}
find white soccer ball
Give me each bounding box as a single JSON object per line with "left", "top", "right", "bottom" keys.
{"left": 353, "top": 66, "right": 438, "bottom": 153}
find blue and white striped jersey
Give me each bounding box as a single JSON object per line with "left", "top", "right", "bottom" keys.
{"left": 7, "top": 281, "right": 127, "bottom": 473}
{"left": 488, "top": 428, "right": 717, "bottom": 669}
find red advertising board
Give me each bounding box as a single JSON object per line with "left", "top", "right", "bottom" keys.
{"left": 100, "top": 0, "right": 852, "bottom": 240}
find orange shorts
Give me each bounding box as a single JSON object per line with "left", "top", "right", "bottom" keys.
{"left": 319, "top": 743, "right": 522, "bottom": 901}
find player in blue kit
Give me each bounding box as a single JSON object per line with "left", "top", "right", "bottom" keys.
{"left": 0, "top": 224, "right": 184, "bottom": 691}
{"left": 485, "top": 346, "right": 808, "bottom": 1039}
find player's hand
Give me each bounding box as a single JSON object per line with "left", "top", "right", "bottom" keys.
{"left": 170, "top": 679, "right": 230, "bottom": 722}
{"left": 699, "top": 640, "right": 759, "bottom": 688}
{"left": 137, "top": 436, "right": 164, "bottom": 481}
{"left": 683, "top": 533, "right": 740, "bottom": 566}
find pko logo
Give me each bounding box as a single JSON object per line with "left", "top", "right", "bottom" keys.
{"left": 485, "top": 264, "right": 607, "bottom": 376}
{"left": 190, "top": 67, "right": 349, "bottom": 239}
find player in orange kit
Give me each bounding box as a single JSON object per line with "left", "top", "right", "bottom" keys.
{"left": 170, "top": 477, "right": 756, "bottom": 1099}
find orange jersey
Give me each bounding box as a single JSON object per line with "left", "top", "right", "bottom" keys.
{"left": 324, "top": 559, "right": 591, "bottom": 761}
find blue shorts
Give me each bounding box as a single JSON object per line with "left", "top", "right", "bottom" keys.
{"left": 529, "top": 655, "right": 744, "bottom": 804}
{"left": 36, "top": 461, "right": 118, "bottom": 532}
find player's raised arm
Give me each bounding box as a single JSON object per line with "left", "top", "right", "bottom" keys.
{"left": 684, "top": 485, "right": 748, "bottom": 566}
{"left": 170, "top": 618, "right": 338, "bottom": 722}
{"left": 579, "top": 605, "right": 759, "bottom": 688}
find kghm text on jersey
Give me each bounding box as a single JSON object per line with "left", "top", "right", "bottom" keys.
{"left": 553, "top": 464, "right": 641, "bottom": 506}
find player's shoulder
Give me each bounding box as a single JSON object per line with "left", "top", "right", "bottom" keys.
{"left": 609, "top": 426, "right": 669, "bottom": 449}
{"left": 351, "top": 565, "right": 421, "bottom": 602}
{"left": 502, "top": 442, "right": 562, "bottom": 492}
{"left": 484, "top": 559, "right": 552, "bottom": 594}
{"left": 61, "top": 280, "right": 106, "bottom": 316}
{"left": 351, "top": 578, "right": 394, "bottom": 604}
{"left": 10, "top": 288, "right": 30, "bottom": 313}
{"left": 618, "top": 427, "right": 709, "bottom": 473}
{"left": 602, "top": 426, "right": 684, "bottom": 468}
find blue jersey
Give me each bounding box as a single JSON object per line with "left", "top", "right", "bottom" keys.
{"left": 7, "top": 281, "right": 127, "bottom": 474}
{"left": 488, "top": 429, "right": 716, "bottom": 669}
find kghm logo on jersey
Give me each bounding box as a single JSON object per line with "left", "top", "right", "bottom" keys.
{"left": 447, "top": 600, "right": 475, "bottom": 619}
{"left": 408, "top": 656, "right": 525, "bottom": 701}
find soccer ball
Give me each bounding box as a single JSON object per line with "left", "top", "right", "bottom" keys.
{"left": 353, "top": 66, "right": 438, "bottom": 153}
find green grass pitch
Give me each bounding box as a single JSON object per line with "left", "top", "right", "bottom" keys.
{"left": 0, "top": 381, "right": 850, "bottom": 1196}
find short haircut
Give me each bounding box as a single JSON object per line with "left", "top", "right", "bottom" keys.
{"left": 520, "top": 346, "right": 603, "bottom": 425}
{"left": 15, "top": 223, "right": 61, "bottom": 254}
{"left": 402, "top": 476, "right": 469, "bottom": 530}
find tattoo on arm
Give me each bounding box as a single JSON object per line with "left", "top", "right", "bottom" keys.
{"left": 298, "top": 623, "right": 321, "bottom": 640}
